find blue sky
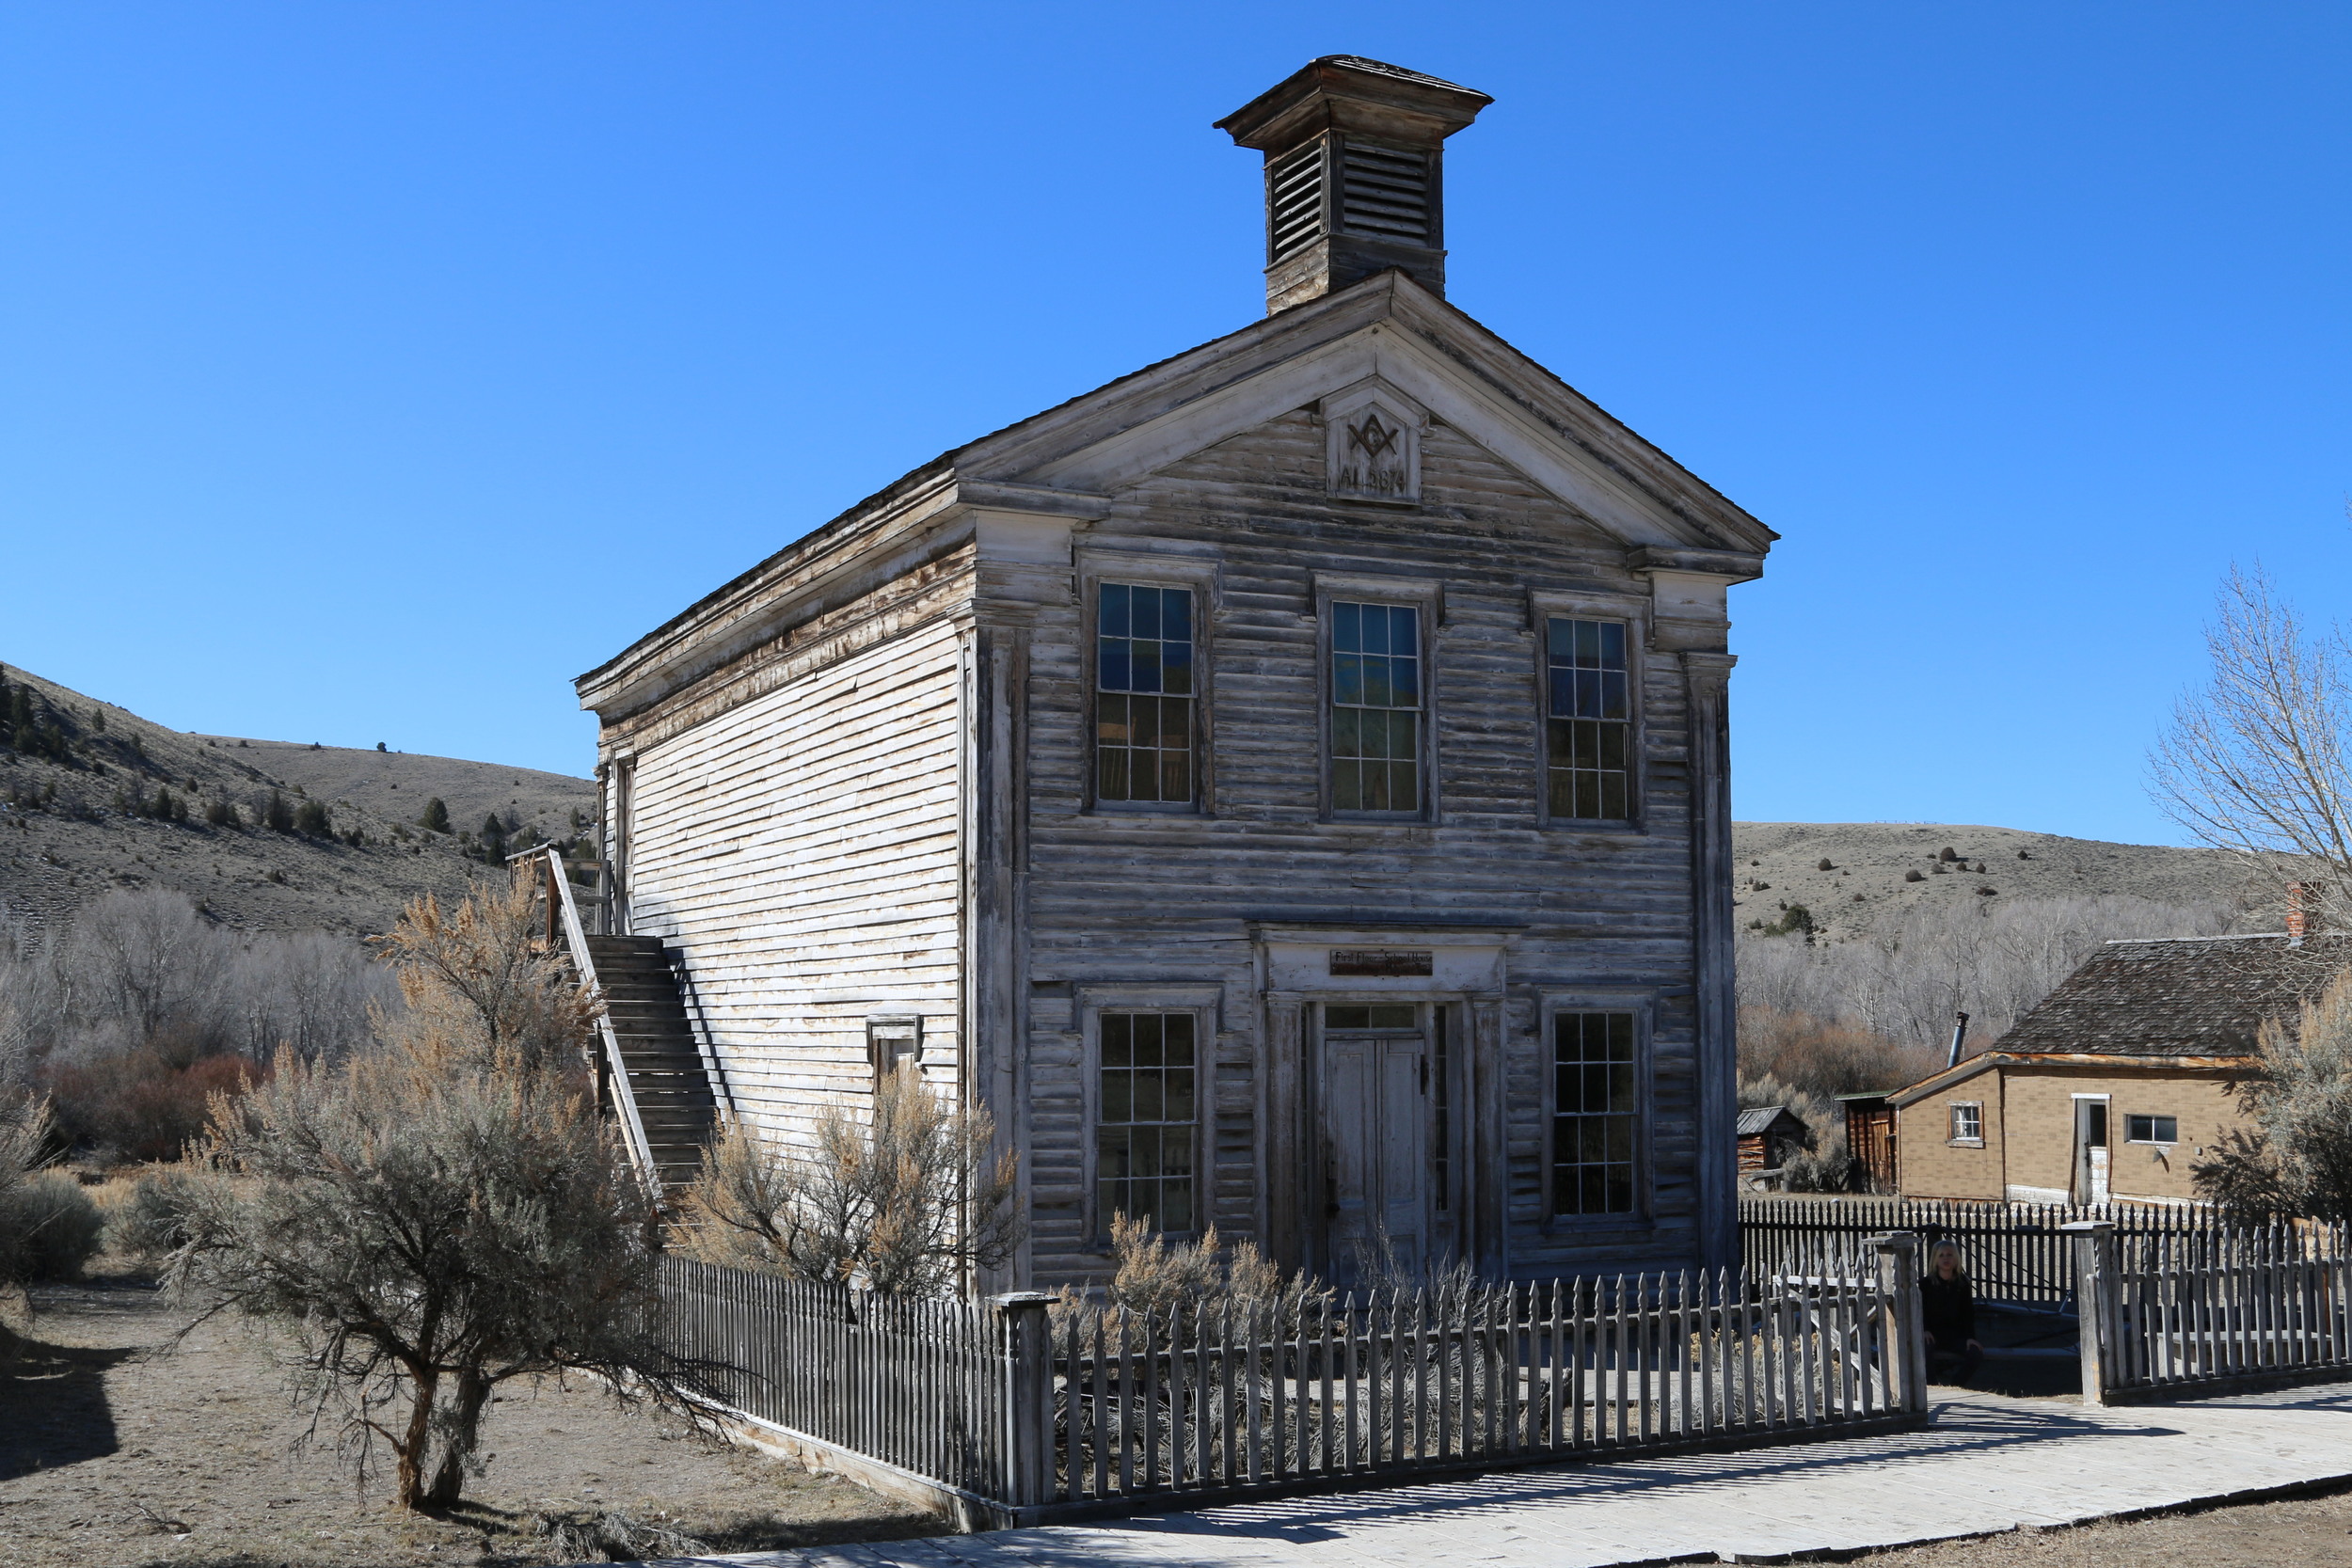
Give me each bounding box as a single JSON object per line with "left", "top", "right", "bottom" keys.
{"left": 5, "top": 4, "right": 2348, "bottom": 844}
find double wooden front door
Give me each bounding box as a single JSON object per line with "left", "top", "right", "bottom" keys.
{"left": 1318, "top": 1004, "right": 1446, "bottom": 1288}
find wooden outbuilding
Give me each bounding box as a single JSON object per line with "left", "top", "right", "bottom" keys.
{"left": 573, "top": 57, "right": 1776, "bottom": 1291}
{"left": 1735, "top": 1105, "right": 1812, "bottom": 1177}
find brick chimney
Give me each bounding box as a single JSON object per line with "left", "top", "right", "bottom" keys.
{"left": 2288, "top": 881, "right": 2317, "bottom": 944}
{"left": 1216, "top": 56, "right": 1491, "bottom": 315}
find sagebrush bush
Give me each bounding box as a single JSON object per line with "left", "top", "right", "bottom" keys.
{"left": 0, "top": 1172, "right": 104, "bottom": 1283}
{"left": 112, "top": 1168, "right": 200, "bottom": 1260}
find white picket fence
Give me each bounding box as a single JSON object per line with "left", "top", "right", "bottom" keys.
{"left": 661, "top": 1240, "right": 1932, "bottom": 1528}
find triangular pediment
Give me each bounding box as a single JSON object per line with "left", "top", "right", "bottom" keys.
{"left": 961, "top": 271, "right": 1773, "bottom": 558}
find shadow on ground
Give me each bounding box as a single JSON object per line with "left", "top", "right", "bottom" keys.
{"left": 0, "top": 1324, "right": 135, "bottom": 1480}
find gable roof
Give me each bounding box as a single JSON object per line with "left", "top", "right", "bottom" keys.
{"left": 1998, "top": 933, "right": 2345, "bottom": 1059}
{"left": 577, "top": 268, "right": 1775, "bottom": 720}
{"left": 1890, "top": 932, "right": 2350, "bottom": 1107}
{"left": 1736, "top": 1106, "right": 1806, "bottom": 1136}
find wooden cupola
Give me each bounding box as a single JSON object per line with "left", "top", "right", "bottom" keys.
{"left": 1216, "top": 56, "right": 1491, "bottom": 315}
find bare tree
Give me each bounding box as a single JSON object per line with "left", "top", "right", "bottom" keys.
{"left": 678, "top": 1062, "right": 1020, "bottom": 1296}
{"left": 162, "top": 874, "right": 702, "bottom": 1511}
{"left": 2151, "top": 564, "right": 2352, "bottom": 925}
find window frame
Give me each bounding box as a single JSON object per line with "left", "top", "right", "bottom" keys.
{"left": 1314, "top": 574, "right": 1443, "bottom": 824}
{"left": 1538, "top": 991, "right": 1657, "bottom": 1229}
{"left": 1948, "top": 1101, "right": 1984, "bottom": 1147}
{"left": 1528, "top": 589, "right": 1646, "bottom": 831}
{"left": 2125, "top": 1113, "right": 2179, "bottom": 1146}
{"left": 865, "top": 1013, "right": 924, "bottom": 1085}
{"left": 1078, "top": 554, "right": 1218, "bottom": 816}
{"left": 1076, "top": 983, "right": 1222, "bottom": 1244}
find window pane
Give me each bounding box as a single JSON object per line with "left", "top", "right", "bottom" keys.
{"left": 1097, "top": 1010, "right": 1201, "bottom": 1236}
{"left": 1546, "top": 618, "right": 1632, "bottom": 821}
{"left": 1330, "top": 604, "right": 1422, "bottom": 814}
{"left": 1096, "top": 584, "right": 1196, "bottom": 805}
{"left": 1551, "top": 1010, "right": 1640, "bottom": 1216}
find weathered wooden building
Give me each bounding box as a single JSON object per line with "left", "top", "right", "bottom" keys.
{"left": 574, "top": 57, "right": 1776, "bottom": 1291}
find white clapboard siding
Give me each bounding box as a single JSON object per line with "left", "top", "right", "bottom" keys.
{"left": 628, "top": 616, "right": 962, "bottom": 1145}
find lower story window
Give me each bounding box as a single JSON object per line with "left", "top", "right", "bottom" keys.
{"left": 1949, "top": 1102, "right": 1983, "bottom": 1144}
{"left": 2126, "top": 1114, "right": 2178, "bottom": 1145}
{"left": 1550, "top": 1011, "right": 1638, "bottom": 1216}
{"left": 1097, "top": 1011, "right": 1199, "bottom": 1233}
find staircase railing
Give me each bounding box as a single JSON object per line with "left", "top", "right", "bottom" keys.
{"left": 513, "top": 844, "right": 657, "bottom": 1185}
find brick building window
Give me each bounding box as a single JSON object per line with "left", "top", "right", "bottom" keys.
{"left": 2125, "top": 1114, "right": 2178, "bottom": 1145}
{"left": 1949, "top": 1102, "right": 1983, "bottom": 1145}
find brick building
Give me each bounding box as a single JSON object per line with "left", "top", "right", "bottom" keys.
{"left": 1889, "top": 933, "right": 2342, "bottom": 1204}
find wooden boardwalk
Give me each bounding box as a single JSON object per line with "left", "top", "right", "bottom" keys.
{"left": 596, "top": 1380, "right": 2352, "bottom": 1567}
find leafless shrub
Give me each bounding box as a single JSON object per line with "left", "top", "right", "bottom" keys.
{"left": 369, "top": 877, "right": 592, "bottom": 1074}
{"left": 2194, "top": 965, "right": 2352, "bottom": 1220}
{"left": 2152, "top": 565, "right": 2352, "bottom": 928}
{"left": 4, "top": 890, "right": 396, "bottom": 1160}
{"left": 676, "top": 1062, "right": 1020, "bottom": 1296}
{"left": 1075, "top": 1212, "right": 1327, "bottom": 1322}
{"left": 159, "top": 873, "right": 700, "bottom": 1512}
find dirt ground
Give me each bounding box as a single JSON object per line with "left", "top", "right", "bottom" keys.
{"left": 1871, "top": 1483, "right": 2352, "bottom": 1566}
{"left": 0, "top": 1269, "right": 940, "bottom": 1567}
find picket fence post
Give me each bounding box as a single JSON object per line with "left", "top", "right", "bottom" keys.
{"left": 994, "top": 1292, "right": 1057, "bottom": 1513}
{"left": 1870, "top": 1231, "right": 1926, "bottom": 1414}
{"left": 2061, "top": 1221, "right": 2119, "bottom": 1404}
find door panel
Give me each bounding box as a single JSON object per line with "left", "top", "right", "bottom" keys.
{"left": 1323, "top": 1029, "right": 1429, "bottom": 1289}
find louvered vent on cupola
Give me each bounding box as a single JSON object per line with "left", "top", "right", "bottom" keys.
{"left": 1218, "top": 56, "right": 1489, "bottom": 315}
{"left": 1339, "top": 142, "right": 1434, "bottom": 247}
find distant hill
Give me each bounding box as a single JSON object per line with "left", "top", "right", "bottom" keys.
{"left": 0, "top": 662, "right": 597, "bottom": 935}
{"left": 1731, "top": 821, "right": 2265, "bottom": 940}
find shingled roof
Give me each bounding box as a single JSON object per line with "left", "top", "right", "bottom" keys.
{"left": 1994, "top": 933, "right": 2352, "bottom": 1059}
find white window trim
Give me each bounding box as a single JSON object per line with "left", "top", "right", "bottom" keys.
{"left": 1528, "top": 589, "right": 1648, "bottom": 832}
{"left": 1075, "top": 983, "right": 1223, "bottom": 1245}
{"left": 1537, "top": 990, "right": 1658, "bottom": 1229}
{"left": 1076, "top": 552, "right": 1219, "bottom": 816}
{"left": 1312, "top": 574, "right": 1444, "bottom": 824}
{"left": 1948, "top": 1101, "right": 1985, "bottom": 1148}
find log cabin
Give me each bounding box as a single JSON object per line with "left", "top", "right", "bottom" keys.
{"left": 573, "top": 56, "right": 1777, "bottom": 1292}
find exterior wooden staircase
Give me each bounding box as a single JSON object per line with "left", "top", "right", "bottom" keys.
{"left": 516, "top": 847, "right": 727, "bottom": 1197}
{"left": 582, "top": 933, "right": 723, "bottom": 1194}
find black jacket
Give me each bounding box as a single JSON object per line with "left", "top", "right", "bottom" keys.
{"left": 1919, "top": 1272, "right": 1977, "bottom": 1345}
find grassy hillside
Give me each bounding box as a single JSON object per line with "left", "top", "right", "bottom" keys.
{"left": 1730, "top": 821, "right": 2265, "bottom": 941}
{"left": 1, "top": 662, "right": 596, "bottom": 935}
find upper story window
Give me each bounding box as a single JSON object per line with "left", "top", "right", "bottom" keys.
{"left": 1096, "top": 584, "right": 1195, "bottom": 805}
{"left": 1330, "top": 601, "right": 1422, "bottom": 814}
{"left": 1551, "top": 1010, "right": 1639, "bottom": 1217}
{"left": 1546, "top": 617, "right": 1631, "bottom": 820}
